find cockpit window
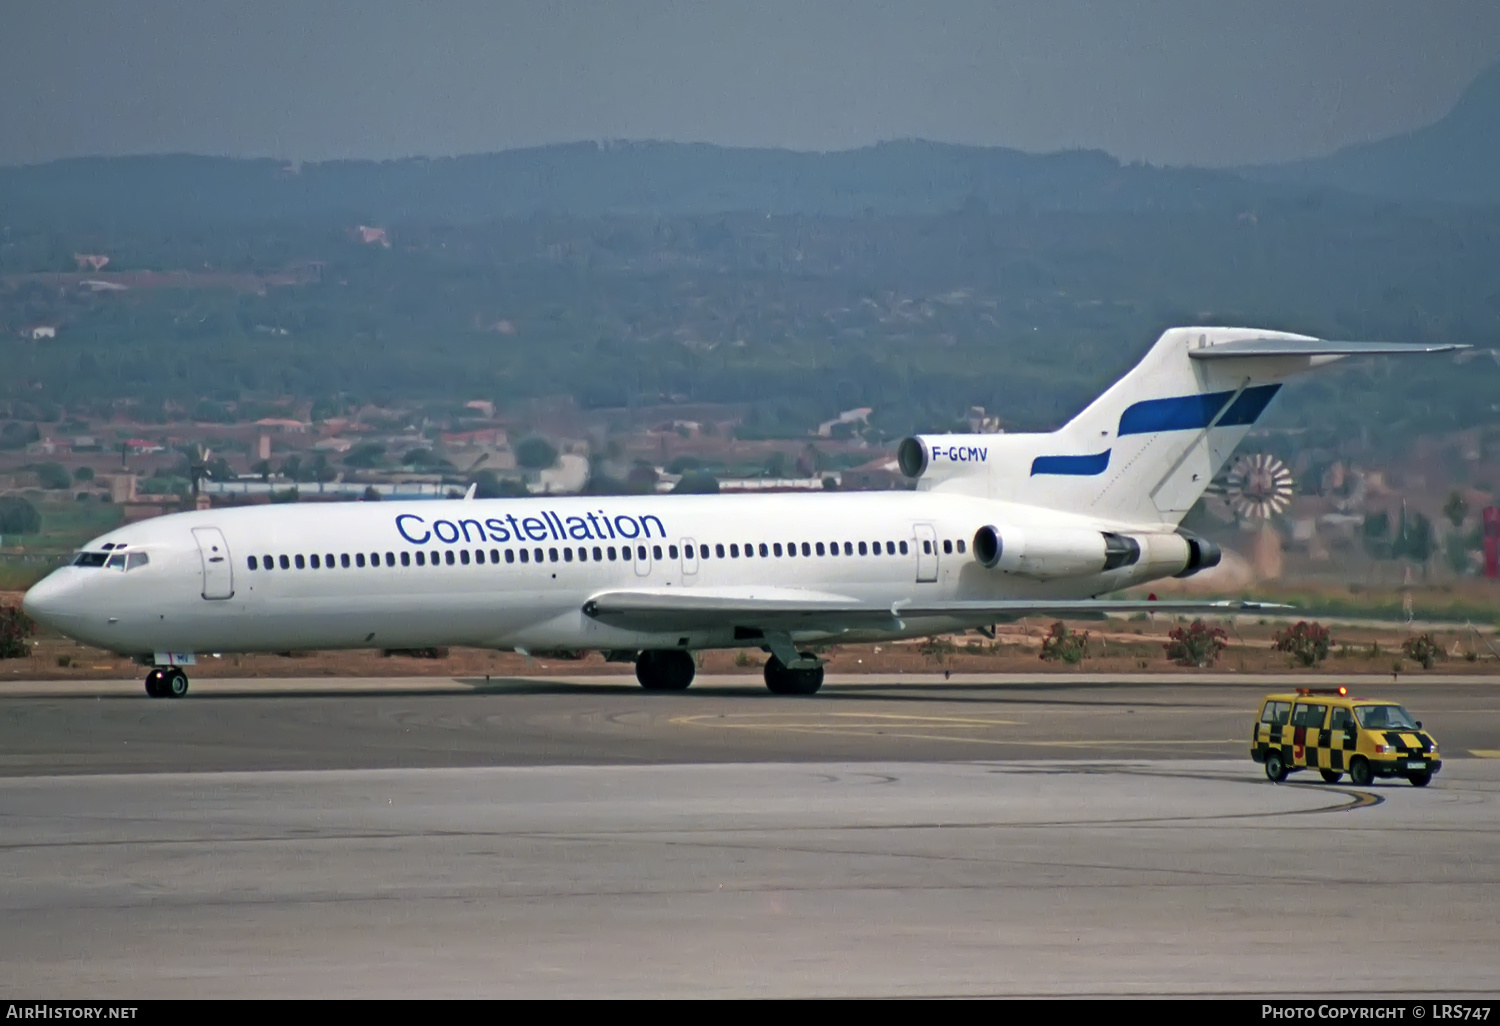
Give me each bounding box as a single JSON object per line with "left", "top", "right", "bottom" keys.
{"left": 106, "top": 553, "right": 127, "bottom": 570}
{"left": 126, "top": 552, "right": 150, "bottom": 571}
{"left": 73, "top": 552, "right": 109, "bottom": 568}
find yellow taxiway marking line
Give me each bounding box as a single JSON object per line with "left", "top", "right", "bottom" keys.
{"left": 1469, "top": 750, "right": 1500, "bottom": 758}
{"left": 670, "top": 712, "right": 1021, "bottom": 729}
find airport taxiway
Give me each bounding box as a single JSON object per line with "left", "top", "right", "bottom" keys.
{"left": 2, "top": 674, "right": 1498, "bottom": 997}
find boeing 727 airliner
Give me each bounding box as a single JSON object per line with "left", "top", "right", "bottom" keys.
{"left": 22, "top": 327, "right": 1461, "bottom": 697}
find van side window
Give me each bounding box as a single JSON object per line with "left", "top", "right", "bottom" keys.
{"left": 1260, "top": 701, "right": 1291, "bottom": 726}
{"left": 1329, "top": 707, "right": 1355, "bottom": 733}
{"left": 1291, "top": 703, "right": 1328, "bottom": 729}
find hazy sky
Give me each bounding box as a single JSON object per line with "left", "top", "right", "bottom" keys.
{"left": 2, "top": 0, "right": 1498, "bottom": 167}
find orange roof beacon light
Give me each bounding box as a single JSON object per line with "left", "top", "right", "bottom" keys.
{"left": 1295, "top": 687, "right": 1348, "bottom": 697}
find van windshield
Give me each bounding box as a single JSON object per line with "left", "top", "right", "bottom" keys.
{"left": 1355, "top": 704, "right": 1418, "bottom": 730}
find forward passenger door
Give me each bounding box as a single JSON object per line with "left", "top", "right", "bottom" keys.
{"left": 191, "top": 527, "right": 234, "bottom": 600}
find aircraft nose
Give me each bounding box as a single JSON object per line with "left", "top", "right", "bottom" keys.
{"left": 21, "top": 573, "right": 70, "bottom": 630}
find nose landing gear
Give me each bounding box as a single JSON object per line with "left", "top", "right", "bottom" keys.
{"left": 145, "top": 667, "right": 189, "bottom": 698}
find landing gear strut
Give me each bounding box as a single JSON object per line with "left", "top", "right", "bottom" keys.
{"left": 635, "top": 650, "right": 696, "bottom": 691}
{"left": 145, "top": 667, "right": 189, "bottom": 699}
{"left": 764, "top": 654, "right": 824, "bottom": 696}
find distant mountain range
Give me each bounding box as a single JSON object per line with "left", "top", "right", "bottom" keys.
{"left": 0, "top": 143, "right": 1288, "bottom": 230}
{"left": 0, "top": 62, "right": 1494, "bottom": 228}
{"left": 1243, "top": 61, "right": 1500, "bottom": 205}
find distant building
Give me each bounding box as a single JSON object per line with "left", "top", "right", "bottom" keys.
{"left": 254, "top": 418, "right": 309, "bottom": 433}
{"left": 817, "top": 407, "right": 872, "bottom": 437}
{"left": 73, "top": 253, "right": 110, "bottom": 271}
{"left": 26, "top": 325, "right": 57, "bottom": 341}
{"left": 465, "top": 400, "right": 496, "bottom": 418}
{"left": 354, "top": 225, "right": 391, "bottom": 248}
{"left": 966, "top": 406, "right": 1003, "bottom": 433}
{"left": 313, "top": 437, "right": 354, "bottom": 453}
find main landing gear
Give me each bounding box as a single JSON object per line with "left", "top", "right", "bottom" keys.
{"left": 145, "top": 667, "right": 189, "bottom": 699}
{"left": 635, "top": 650, "right": 696, "bottom": 691}
{"left": 764, "top": 654, "right": 824, "bottom": 696}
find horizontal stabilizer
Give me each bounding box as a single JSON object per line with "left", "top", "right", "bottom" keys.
{"left": 1188, "top": 338, "right": 1468, "bottom": 361}
{"left": 583, "top": 589, "right": 1289, "bottom": 633}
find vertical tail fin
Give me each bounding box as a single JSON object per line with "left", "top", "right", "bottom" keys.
{"left": 907, "top": 327, "right": 1463, "bottom": 527}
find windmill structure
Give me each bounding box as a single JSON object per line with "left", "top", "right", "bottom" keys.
{"left": 1223, "top": 453, "right": 1295, "bottom": 521}
{"left": 1212, "top": 453, "right": 1295, "bottom": 579}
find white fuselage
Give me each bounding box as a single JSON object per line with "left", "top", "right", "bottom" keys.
{"left": 22, "top": 490, "right": 1170, "bottom": 659}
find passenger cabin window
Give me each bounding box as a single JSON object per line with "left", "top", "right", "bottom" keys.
{"left": 355, "top": 554, "right": 366, "bottom": 568}
{"left": 294, "top": 555, "right": 305, "bottom": 569}
{"left": 956, "top": 539, "right": 966, "bottom": 554}
{"left": 280, "top": 555, "right": 291, "bottom": 570}
{"left": 309, "top": 555, "right": 320, "bottom": 569}
{"left": 341, "top": 554, "right": 351, "bottom": 568}
{"left": 943, "top": 540, "right": 953, "bottom": 554}
{"left": 858, "top": 542, "right": 868, "bottom": 555}
{"left": 248, "top": 556, "right": 258, "bottom": 570}
{"left": 899, "top": 541, "right": 909, "bottom": 555}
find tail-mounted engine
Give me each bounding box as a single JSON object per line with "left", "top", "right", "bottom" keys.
{"left": 971, "top": 525, "right": 1221, "bottom": 580}
{"left": 899, "top": 435, "right": 996, "bottom": 488}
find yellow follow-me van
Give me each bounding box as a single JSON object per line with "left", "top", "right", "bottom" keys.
{"left": 1251, "top": 687, "right": 1441, "bottom": 787}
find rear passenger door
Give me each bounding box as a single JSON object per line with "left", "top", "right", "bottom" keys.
{"left": 913, "top": 524, "right": 938, "bottom": 583}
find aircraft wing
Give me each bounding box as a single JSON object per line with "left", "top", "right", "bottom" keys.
{"left": 581, "top": 588, "right": 1288, "bottom": 633}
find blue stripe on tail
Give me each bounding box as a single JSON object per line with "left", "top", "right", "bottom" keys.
{"left": 1031, "top": 450, "right": 1112, "bottom": 477}
{"left": 1117, "top": 384, "right": 1281, "bottom": 437}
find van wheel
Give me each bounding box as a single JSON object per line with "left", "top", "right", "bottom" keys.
{"left": 1349, "top": 757, "right": 1373, "bottom": 787}
{"left": 1408, "top": 772, "right": 1432, "bottom": 787}
{"left": 1264, "top": 749, "right": 1288, "bottom": 782}
{"left": 1320, "top": 770, "right": 1343, "bottom": 783}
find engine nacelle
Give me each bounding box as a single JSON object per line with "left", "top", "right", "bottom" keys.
{"left": 899, "top": 435, "right": 996, "bottom": 486}
{"left": 972, "top": 525, "right": 1141, "bottom": 579}
{"left": 1173, "top": 530, "right": 1222, "bottom": 578}
{"left": 973, "top": 525, "right": 1220, "bottom": 580}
